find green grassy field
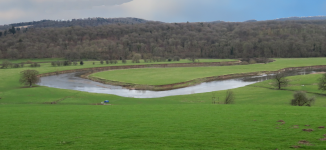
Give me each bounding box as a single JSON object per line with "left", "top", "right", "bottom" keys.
{"left": 1, "top": 58, "right": 326, "bottom": 149}
{"left": 91, "top": 58, "right": 326, "bottom": 85}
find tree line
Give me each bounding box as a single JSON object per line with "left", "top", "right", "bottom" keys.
{"left": 1, "top": 20, "right": 326, "bottom": 60}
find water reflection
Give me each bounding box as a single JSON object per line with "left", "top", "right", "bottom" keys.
{"left": 38, "top": 68, "right": 326, "bottom": 98}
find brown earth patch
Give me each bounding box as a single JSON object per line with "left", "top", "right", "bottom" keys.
{"left": 291, "top": 145, "right": 301, "bottom": 148}
{"left": 318, "top": 126, "right": 325, "bottom": 129}
{"left": 305, "top": 125, "right": 310, "bottom": 127}
{"left": 277, "top": 120, "right": 285, "bottom": 122}
{"left": 302, "top": 129, "right": 314, "bottom": 132}
{"left": 320, "top": 138, "right": 326, "bottom": 141}
{"left": 298, "top": 140, "right": 312, "bottom": 146}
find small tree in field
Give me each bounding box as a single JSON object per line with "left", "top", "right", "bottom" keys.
{"left": 80, "top": 61, "right": 84, "bottom": 65}
{"left": 224, "top": 90, "right": 235, "bottom": 104}
{"left": 19, "top": 70, "right": 40, "bottom": 87}
{"left": 318, "top": 73, "right": 326, "bottom": 91}
{"left": 272, "top": 72, "right": 289, "bottom": 90}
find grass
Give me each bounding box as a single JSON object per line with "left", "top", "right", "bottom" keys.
{"left": 1, "top": 58, "right": 326, "bottom": 149}
{"left": 90, "top": 58, "right": 326, "bottom": 85}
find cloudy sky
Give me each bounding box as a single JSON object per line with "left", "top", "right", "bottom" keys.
{"left": 0, "top": 0, "right": 326, "bottom": 24}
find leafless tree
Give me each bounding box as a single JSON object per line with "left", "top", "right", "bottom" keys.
{"left": 272, "top": 72, "right": 289, "bottom": 90}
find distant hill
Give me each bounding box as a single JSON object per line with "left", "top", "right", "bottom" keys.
{"left": 0, "top": 17, "right": 152, "bottom": 30}
{"left": 272, "top": 16, "right": 326, "bottom": 21}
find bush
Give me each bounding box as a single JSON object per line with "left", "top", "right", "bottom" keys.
{"left": 173, "top": 56, "right": 180, "bottom": 61}
{"left": 20, "top": 62, "right": 24, "bottom": 68}
{"left": 13, "top": 63, "right": 20, "bottom": 68}
{"left": 73, "top": 61, "right": 78, "bottom": 66}
{"left": 80, "top": 61, "right": 84, "bottom": 65}
{"left": 224, "top": 90, "right": 235, "bottom": 104}
{"left": 132, "top": 54, "right": 141, "bottom": 63}
{"left": 122, "top": 59, "right": 126, "bottom": 64}
{"left": 30, "top": 63, "right": 40, "bottom": 67}
{"left": 290, "top": 91, "right": 315, "bottom": 106}
{"left": 56, "top": 61, "right": 62, "bottom": 66}
{"left": 51, "top": 62, "right": 56, "bottom": 67}
{"left": 113, "top": 60, "right": 117, "bottom": 64}
{"left": 100, "top": 60, "right": 104, "bottom": 64}
{"left": 1, "top": 60, "right": 12, "bottom": 69}
{"left": 105, "top": 60, "right": 109, "bottom": 64}
{"left": 93, "top": 62, "right": 95, "bottom": 65}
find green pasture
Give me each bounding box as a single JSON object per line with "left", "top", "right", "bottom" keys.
{"left": 91, "top": 58, "right": 326, "bottom": 85}
{"left": 1, "top": 58, "right": 326, "bottom": 149}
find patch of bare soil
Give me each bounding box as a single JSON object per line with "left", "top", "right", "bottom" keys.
{"left": 305, "top": 125, "right": 310, "bottom": 127}
{"left": 298, "top": 140, "right": 312, "bottom": 145}
{"left": 291, "top": 145, "right": 301, "bottom": 148}
{"left": 324, "top": 134, "right": 326, "bottom": 137}
{"left": 318, "top": 126, "right": 325, "bottom": 129}
{"left": 302, "top": 129, "right": 314, "bottom": 132}
{"left": 320, "top": 138, "right": 326, "bottom": 141}
{"left": 277, "top": 120, "right": 285, "bottom": 122}
{"left": 293, "top": 125, "right": 299, "bottom": 128}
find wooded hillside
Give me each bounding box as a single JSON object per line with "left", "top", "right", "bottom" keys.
{"left": 1, "top": 20, "right": 326, "bottom": 60}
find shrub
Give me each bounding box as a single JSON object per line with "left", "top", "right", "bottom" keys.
{"left": 12, "top": 64, "right": 20, "bottom": 68}
{"left": 80, "top": 61, "right": 84, "bottom": 65}
{"left": 113, "top": 60, "right": 118, "bottom": 64}
{"left": 1, "top": 60, "right": 12, "bottom": 69}
{"left": 105, "top": 60, "right": 109, "bottom": 64}
{"left": 30, "top": 63, "right": 40, "bottom": 67}
{"left": 224, "top": 90, "right": 235, "bottom": 104}
{"left": 51, "top": 61, "right": 57, "bottom": 67}
{"left": 93, "top": 62, "right": 95, "bottom": 65}
{"left": 122, "top": 59, "right": 126, "bottom": 64}
{"left": 73, "top": 61, "right": 78, "bottom": 66}
{"left": 290, "top": 91, "right": 315, "bottom": 106}
{"left": 20, "top": 62, "right": 24, "bottom": 68}
{"left": 100, "top": 60, "right": 104, "bottom": 64}
{"left": 132, "top": 54, "right": 141, "bottom": 63}
{"left": 173, "top": 56, "right": 180, "bottom": 61}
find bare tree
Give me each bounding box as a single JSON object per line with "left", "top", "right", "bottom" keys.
{"left": 19, "top": 70, "right": 40, "bottom": 87}
{"left": 272, "top": 72, "right": 289, "bottom": 90}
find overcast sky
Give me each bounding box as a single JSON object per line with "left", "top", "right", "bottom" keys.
{"left": 0, "top": 0, "right": 326, "bottom": 24}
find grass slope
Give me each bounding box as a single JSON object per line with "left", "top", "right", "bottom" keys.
{"left": 91, "top": 58, "right": 326, "bottom": 85}
{"left": 1, "top": 58, "right": 326, "bottom": 149}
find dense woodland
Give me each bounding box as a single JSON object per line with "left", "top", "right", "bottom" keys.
{"left": 0, "top": 17, "right": 150, "bottom": 30}
{"left": 1, "top": 20, "right": 326, "bottom": 60}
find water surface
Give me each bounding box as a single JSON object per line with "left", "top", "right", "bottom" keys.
{"left": 38, "top": 69, "right": 325, "bottom": 98}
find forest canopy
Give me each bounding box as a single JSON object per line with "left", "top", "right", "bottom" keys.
{"left": 1, "top": 20, "right": 326, "bottom": 60}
